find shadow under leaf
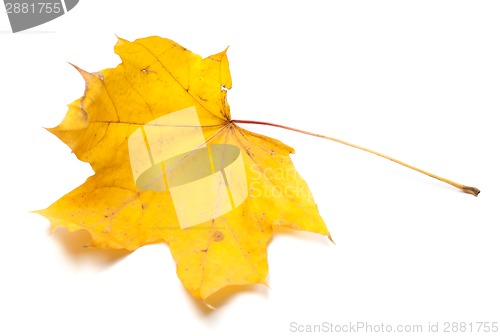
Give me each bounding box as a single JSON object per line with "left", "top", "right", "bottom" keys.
{"left": 189, "top": 283, "right": 269, "bottom": 313}
{"left": 270, "top": 226, "right": 333, "bottom": 247}
{"left": 51, "top": 227, "right": 131, "bottom": 267}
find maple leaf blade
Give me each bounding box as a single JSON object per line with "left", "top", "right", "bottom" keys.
{"left": 38, "top": 35, "right": 330, "bottom": 302}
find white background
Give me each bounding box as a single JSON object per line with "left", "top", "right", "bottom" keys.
{"left": 1, "top": 1, "right": 499, "bottom": 335}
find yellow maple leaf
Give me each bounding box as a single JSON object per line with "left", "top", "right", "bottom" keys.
{"left": 37, "top": 36, "right": 329, "bottom": 300}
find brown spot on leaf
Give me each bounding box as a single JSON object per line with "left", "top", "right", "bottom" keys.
{"left": 212, "top": 230, "right": 224, "bottom": 242}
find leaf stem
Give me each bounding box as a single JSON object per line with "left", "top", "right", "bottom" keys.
{"left": 232, "top": 119, "right": 480, "bottom": 196}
